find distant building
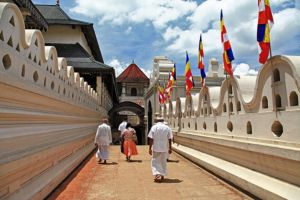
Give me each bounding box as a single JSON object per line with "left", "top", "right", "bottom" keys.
{"left": 145, "top": 56, "right": 225, "bottom": 133}
{"left": 117, "top": 62, "right": 149, "bottom": 106}
{"left": 115, "top": 62, "right": 149, "bottom": 125}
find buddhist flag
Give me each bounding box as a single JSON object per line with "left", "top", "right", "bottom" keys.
{"left": 157, "top": 83, "right": 165, "bottom": 104}
{"left": 185, "top": 51, "right": 194, "bottom": 95}
{"left": 257, "top": 0, "right": 274, "bottom": 64}
{"left": 220, "top": 10, "right": 234, "bottom": 76}
{"left": 165, "top": 63, "right": 176, "bottom": 100}
{"left": 198, "top": 34, "right": 206, "bottom": 86}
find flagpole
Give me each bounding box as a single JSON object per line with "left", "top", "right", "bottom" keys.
{"left": 225, "top": 71, "right": 230, "bottom": 118}
{"left": 268, "top": 38, "right": 277, "bottom": 116}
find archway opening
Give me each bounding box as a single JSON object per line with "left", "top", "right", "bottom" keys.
{"left": 262, "top": 96, "right": 268, "bottom": 109}
{"left": 290, "top": 91, "right": 298, "bottom": 106}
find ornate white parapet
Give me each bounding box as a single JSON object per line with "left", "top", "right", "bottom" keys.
{"left": 164, "top": 55, "right": 300, "bottom": 199}
{"left": 0, "top": 3, "right": 107, "bottom": 199}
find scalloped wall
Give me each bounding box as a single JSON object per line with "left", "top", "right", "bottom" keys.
{"left": 0, "top": 3, "right": 107, "bottom": 199}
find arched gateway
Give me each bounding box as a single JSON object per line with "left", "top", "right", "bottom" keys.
{"left": 108, "top": 101, "right": 145, "bottom": 144}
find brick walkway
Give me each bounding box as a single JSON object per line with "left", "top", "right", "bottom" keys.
{"left": 46, "top": 146, "right": 251, "bottom": 200}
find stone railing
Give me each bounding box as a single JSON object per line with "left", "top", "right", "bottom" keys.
{"left": 163, "top": 55, "right": 300, "bottom": 199}
{"left": 0, "top": 3, "right": 106, "bottom": 199}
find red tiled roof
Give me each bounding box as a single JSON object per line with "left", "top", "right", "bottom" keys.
{"left": 117, "top": 63, "right": 149, "bottom": 83}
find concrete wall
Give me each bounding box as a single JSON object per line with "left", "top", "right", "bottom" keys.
{"left": 0, "top": 3, "right": 106, "bottom": 199}
{"left": 163, "top": 55, "right": 300, "bottom": 199}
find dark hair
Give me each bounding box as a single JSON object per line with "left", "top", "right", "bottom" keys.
{"left": 126, "top": 123, "right": 132, "bottom": 129}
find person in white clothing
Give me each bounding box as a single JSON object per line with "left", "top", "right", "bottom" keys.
{"left": 148, "top": 117, "right": 173, "bottom": 182}
{"left": 118, "top": 119, "right": 127, "bottom": 153}
{"left": 94, "top": 118, "right": 112, "bottom": 164}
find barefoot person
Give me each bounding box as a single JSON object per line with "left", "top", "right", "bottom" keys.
{"left": 148, "top": 117, "right": 173, "bottom": 182}
{"left": 123, "top": 123, "right": 138, "bottom": 162}
{"left": 94, "top": 118, "right": 112, "bottom": 164}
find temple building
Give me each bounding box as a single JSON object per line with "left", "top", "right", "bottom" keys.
{"left": 35, "top": 2, "right": 118, "bottom": 110}
{"left": 108, "top": 62, "right": 149, "bottom": 144}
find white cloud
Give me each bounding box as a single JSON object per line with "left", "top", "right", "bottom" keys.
{"left": 71, "top": 0, "right": 197, "bottom": 29}
{"left": 107, "top": 59, "right": 125, "bottom": 76}
{"left": 164, "top": 0, "right": 300, "bottom": 66}
{"left": 125, "top": 27, "right": 132, "bottom": 34}
{"left": 140, "top": 68, "right": 151, "bottom": 78}
{"left": 233, "top": 63, "right": 258, "bottom": 76}
{"left": 163, "top": 26, "right": 182, "bottom": 42}
{"left": 107, "top": 58, "right": 151, "bottom": 78}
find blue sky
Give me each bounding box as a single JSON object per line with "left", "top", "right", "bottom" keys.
{"left": 33, "top": 0, "right": 300, "bottom": 77}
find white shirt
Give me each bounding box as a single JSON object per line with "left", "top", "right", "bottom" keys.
{"left": 94, "top": 123, "right": 112, "bottom": 146}
{"left": 148, "top": 122, "right": 173, "bottom": 152}
{"left": 118, "top": 121, "right": 127, "bottom": 136}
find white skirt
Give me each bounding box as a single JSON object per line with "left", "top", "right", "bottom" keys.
{"left": 151, "top": 151, "right": 168, "bottom": 176}
{"left": 96, "top": 145, "right": 109, "bottom": 160}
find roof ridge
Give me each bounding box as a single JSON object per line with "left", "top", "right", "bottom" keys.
{"left": 117, "top": 63, "right": 149, "bottom": 82}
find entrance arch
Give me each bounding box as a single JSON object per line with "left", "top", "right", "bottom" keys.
{"left": 108, "top": 101, "right": 145, "bottom": 144}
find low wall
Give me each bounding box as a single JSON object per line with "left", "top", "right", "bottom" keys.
{"left": 0, "top": 3, "right": 105, "bottom": 199}
{"left": 172, "top": 130, "right": 300, "bottom": 199}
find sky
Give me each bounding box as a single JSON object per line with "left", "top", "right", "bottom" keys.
{"left": 32, "top": 0, "right": 300, "bottom": 78}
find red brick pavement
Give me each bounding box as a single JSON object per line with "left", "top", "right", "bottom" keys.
{"left": 46, "top": 146, "right": 252, "bottom": 200}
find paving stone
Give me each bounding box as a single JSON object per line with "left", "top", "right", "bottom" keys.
{"left": 46, "top": 146, "right": 252, "bottom": 200}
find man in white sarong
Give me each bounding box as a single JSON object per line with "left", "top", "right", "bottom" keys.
{"left": 118, "top": 119, "right": 127, "bottom": 153}
{"left": 94, "top": 118, "right": 112, "bottom": 164}
{"left": 148, "top": 117, "right": 173, "bottom": 182}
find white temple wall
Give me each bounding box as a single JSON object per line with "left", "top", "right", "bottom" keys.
{"left": 166, "top": 55, "right": 300, "bottom": 199}
{"left": 0, "top": 3, "right": 106, "bottom": 199}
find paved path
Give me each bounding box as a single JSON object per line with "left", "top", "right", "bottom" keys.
{"left": 47, "top": 146, "right": 251, "bottom": 200}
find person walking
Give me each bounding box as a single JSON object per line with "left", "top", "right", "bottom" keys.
{"left": 123, "top": 123, "right": 138, "bottom": 162}
{"left": 94, "top": 118, "right": 112, "bottom": 164}
{"left": 148, "top": 117, "right": 173, "bottom": 182}
{"left": 118, "top": 118, "right": 127, "bottom": 153}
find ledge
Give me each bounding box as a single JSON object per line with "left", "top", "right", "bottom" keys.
{"left": 172, "top": 143, "right": 300, "bottom": 200}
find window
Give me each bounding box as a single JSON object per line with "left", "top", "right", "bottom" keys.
{"left": 203, "top": 122, "right": 207, "bottom": 130}
{"left": 273, "top": 69, "right": 280, "bottom": 82}
{"left": 228, "top": 84, "right": 233, "bottom": 95}
{"left": 214, "top": 122, "right": 217, "bottom": 132}
{"left": 275, "top": 95, "right": 281, "bottom": 108}
{"left": 272, "top": 121, "right": 283, "bottom": 137}
{"left": 290, "top": 91, "right": 299, "bottom": 106}
{"left": 223, "top": 103, "right": 227, "bottom": 113}
{"left": 131, "top": 88, "right": 137, "bottom": 96}
{"left": 247, "top": 121, "right": 252, "bottom": 134}
{"left": 229, "top": 102, "right": 233, "bottom": 112}
{"left": 262, "top": 96, "right": 268, "bottom": 109}
{"left": 227, "top": 121, "right": 233, "bottom": 132}
{"left": 237, "top": 101, "right": 241, "bottom": 111}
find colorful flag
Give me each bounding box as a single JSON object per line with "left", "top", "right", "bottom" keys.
{"left": 157, "top": 83, "right": 165, "bottom": 104}
{"left": 198, "top": 34, "right": 206, "bottom": 86}
{"left": 220, "top": 10, "right": 234, "bottom": 76}
{"left": 185, "top": 51, "right": 194, "bottom": 95}
{"left": 165, "top": 64, "right": 176, "bottom": 100}
{"left": 257, "top": 0, "right": 274, "bottom": 64}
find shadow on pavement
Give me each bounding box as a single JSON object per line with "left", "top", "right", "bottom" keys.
{"left": 129, "top": 160, "right": 143, "bottom": 163}
{"left": 159, "top": 178, "right": 183, "bottom": 184}
{"left": 167, "top": 159, "right": 179, "bottom": 163}
{"left": 100, "top": 162, "right": 118, "bottom": 165}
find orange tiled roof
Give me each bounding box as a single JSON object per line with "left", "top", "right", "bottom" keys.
{"left": 117, "top": 63, "right": 149, "bottom": 83}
